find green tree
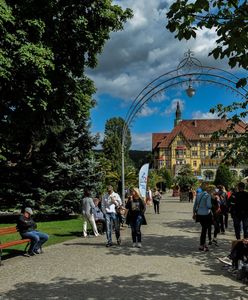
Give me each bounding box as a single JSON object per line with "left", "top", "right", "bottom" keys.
{"left": 158, "top": 167, "right": 173, "bottom": 189}
{"left": 0, "top": 1, "right": 132, "bottom": 211}
{"left": 214, "top": 164, "right": 234, "bottom": 189}
{"left": 175, "top": 164, "right": 198, "bottom": 192}
{"left": 166, "top": 0, "right": 248, "bottom": 82}
{"left": 147, "top": 169, "right": 163, "bottom": 190}
{"left": 102, "top": 117, "right": 132, "bottom": 174}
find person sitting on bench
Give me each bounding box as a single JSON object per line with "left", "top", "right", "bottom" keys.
{"left": 16, "top": 207, "right": 49, "bottom": 256}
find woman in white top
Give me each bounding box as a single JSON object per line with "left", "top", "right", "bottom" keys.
{"left": 81, "top": 190, "right": 99, "bottom": 237}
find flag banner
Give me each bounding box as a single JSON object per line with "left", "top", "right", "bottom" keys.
{"left": 139, "top": 163, "right": 149, "bottom": 198}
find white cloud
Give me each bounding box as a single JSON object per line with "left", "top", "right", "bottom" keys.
{"left": 137, "top": 105, "right": 159, "bottom": 117}
{"left": 131, "top": 132, "right": 152, "bottom": 150}
{"left": 87, "top": 0, "right": 225, "bottom": 102}
{"left": 192, "top": 110, "right": 219, "bottom": 119}
{"left": 162, "top": 98, "right": 184, "bottom": 115}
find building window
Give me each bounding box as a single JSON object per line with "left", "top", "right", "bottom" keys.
{"left": 193, "top": 161, "right": 197, "bottom": 167}
{"left": 177, "top": 140, "right": 184, "bottom": 146}
{"left": 192, "top": 150, "right": 198, "bottom": 157}
{"left": 208, "top": 151, "right": 213, "bottom": 157}
{"left": 175, "top": 149, "right": 186, "bottom": 157}
{"left": 201, "top": 151, "right": 206, "bottom": 158}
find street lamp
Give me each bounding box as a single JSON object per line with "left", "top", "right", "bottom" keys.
{"left": 186, "top": 79, "right": 196, "bottom": 97}
{"left": 186, "top": 84, "right": 196, "bottom": 97}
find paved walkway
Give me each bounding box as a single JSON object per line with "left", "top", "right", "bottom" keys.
{"left": 0, "top": 192, "right": 247, "bottom": 299}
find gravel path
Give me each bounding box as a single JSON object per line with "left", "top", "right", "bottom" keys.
{"left": 0, "top": 192, "right": 247, "bottom": 299}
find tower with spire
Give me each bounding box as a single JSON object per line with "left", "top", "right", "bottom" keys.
{"left": 174, "top": 101, "right": 182, "bottom": 127}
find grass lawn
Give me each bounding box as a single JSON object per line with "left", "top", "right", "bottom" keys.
{"left": 0, "top": 216, "right": 83, "bottom": 258}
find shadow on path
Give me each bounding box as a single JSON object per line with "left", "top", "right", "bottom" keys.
{"left": 2, "top": 273, "right": 247, "bottom": 300}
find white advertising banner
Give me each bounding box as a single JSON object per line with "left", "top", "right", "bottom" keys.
{"left": 139, "top": 163, "right": 149, "bottom": 198}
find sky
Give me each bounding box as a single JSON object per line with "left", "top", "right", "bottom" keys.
{"left": 87, "top": 0, "right": 247, "bottom": 151}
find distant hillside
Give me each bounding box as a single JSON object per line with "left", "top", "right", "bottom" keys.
{"left": 93, "top": 149, "right": 152, "bottom": 170}
{"left": 129, "top": 150, "right": 152, "bottom": 169}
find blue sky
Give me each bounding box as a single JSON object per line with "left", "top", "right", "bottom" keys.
{"left": 87, "top": 0, "right": 247, "bottom": 150}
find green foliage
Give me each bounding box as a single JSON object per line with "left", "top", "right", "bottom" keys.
{"left": 102, "top": 117, "right": 131, "bottom": 174}
{"left": 158, "top": 167, "right": 173, "bottom": 188}
{"left": 167, "top": 0, "right": 248, "bottom": 74}
{"left": 147, "top": 169, "right": 163, "bottom": 190}
{"left": 214, "top": 164, "right": 234, "bottom": 189}
{"left": 0, "top": 1, "right": 133, "bottom": 212}
{"left": 129, "top": 150, "right": 152, "bottom": 170}
{"left": 175, "top": 164, "right": 198, "bottom": 192}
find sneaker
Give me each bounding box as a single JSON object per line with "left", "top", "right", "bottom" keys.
{"left": 117, "top": 238, "right": 121, "bottom": 245}
{"left": 212, "top": 239, "right": 218, "bottom": 245}
{"left": 34, "top": 249, "right": 41, "bottom": 254}
{"left": 106, "top": 242, "right": 113, "bottom": 247}
{"left": 218, "top": 256, "right": 232, "bottom": 266}
{"left": 208, "top": 240, "right": 212, "bottom": 245}
{"left": 204, "top": 246, "right": 209, "bottom": 252}
{"left": 199, "top": 246, "right": 204, "bottom": 251}
{"left": 132, "top": 243, "right": 137, "bottom": 248}
{"left": 137, "top": 243, "right": 142, "bottom": 248}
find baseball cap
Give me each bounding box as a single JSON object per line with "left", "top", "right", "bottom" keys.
{"left": 25, "top": 207, "right": 33, "bottom": 215}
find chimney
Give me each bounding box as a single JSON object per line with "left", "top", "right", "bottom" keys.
{"left": 192, "top": 120, "right": 197, "bottom": 127}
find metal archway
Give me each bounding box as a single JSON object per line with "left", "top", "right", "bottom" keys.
{"left": 121, "top": 50, "right": 248, "bottom": 201}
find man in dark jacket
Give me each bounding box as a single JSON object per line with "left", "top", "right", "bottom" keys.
{"left": 232, "top": 182, "right": 248, "bottom": 240}
{"left": 16, "top": 207, "right": 49, "bottom": 256}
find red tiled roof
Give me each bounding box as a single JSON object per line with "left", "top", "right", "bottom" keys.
{"left": 152, "top": 133, "right": 169, "bottom": 149}
{"left": 155, "top": 119, "right": 247, "bottom": 149}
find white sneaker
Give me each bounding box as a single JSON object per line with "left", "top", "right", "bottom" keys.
{"left": 218, "top": 256, "right": 232, "bottom": 266}
{"left": 132, "top": 243, "right": 136, "bottom": 248}
{"left": 137, "top": 243, "right": 142, "bottom": 248}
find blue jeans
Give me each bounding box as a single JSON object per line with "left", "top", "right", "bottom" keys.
{"left": 21, "top": 230, "right": 49, "bottom": 253}
{"left": 130, "top": 215, "right": 143, "bottom": 243}
{"left": 105, "top": 213, "right": 120, "bottom": 244}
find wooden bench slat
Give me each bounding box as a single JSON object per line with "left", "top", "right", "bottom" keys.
{"left": 0, "top": 239, "right": 31, "bottom": 249}
{"left": 0, "top": 227, "right": 18, "bottom": 235}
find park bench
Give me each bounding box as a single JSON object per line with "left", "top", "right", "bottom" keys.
{"left": 0, "top": 226, "right": 30, "bottom": 265}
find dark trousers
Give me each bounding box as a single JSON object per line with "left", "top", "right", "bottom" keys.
{"left": 153, "top": 201, "right": 160, "bottom": 213}
{"left": 130, "top": 215, "right": 143, "bottom": 243}
{"left": 213, "top": 215, "right": 220, "bottom": 238}
{"left": 233, "top": 215, "right": 248, "bottom": 240}
{"left": 199, "top": 215, "right": 212, "bottom": 246}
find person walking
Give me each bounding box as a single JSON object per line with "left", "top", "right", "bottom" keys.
{"left": 232, "top": 182, "right": 248, "bottom": 240}
{"left": 81, "top": 189, "right": 99, "bottom": 237}
{"left": 193, "top": 186, "right": 212, "bottom": 252}
{"left": 152, "top": 188, "right": 161, "bottom": 214}
{"left": 125, "top": 187, "right": 147, "bottom": 248}
{"left": 101, "top": 185, "right": 122, "bottom": 247}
